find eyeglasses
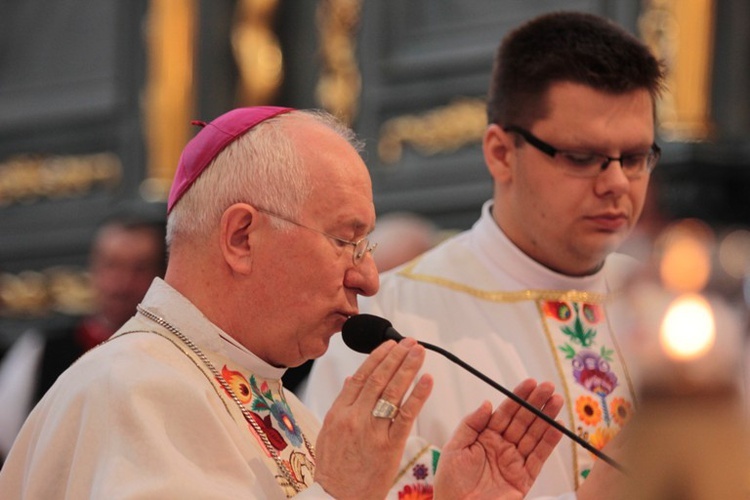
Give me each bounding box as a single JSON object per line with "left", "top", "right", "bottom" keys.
{"left": 255, "top": 207, "right": 377, "bottom": 266}
{"left": 503, "top": 125, "right": 660, "bottom": 179}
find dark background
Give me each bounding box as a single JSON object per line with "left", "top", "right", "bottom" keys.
{"left": 1, "top": 0, "right": 748, "bottom": 342}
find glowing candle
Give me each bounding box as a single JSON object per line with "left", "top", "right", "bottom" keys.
{"left": 659, "top": 293, "right": 715, "bottom": 361}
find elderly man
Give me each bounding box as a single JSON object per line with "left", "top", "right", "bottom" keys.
{"left": 0, "top": 107, "right": 564, "bottom": 498}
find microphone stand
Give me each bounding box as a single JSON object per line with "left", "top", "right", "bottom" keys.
{"left": 418, "top": 339, "right": 625, "bottom": 472}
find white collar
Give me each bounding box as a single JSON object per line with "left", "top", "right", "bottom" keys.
{"left": 470, "top": 200, "right": 612, "bottom": 293}
{"left": 139, "top": 278, "right": 286, "bottom": 380}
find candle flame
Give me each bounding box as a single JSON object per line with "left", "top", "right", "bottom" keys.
{"left": 659, "top": 294, "right": 715, "bottom": 361}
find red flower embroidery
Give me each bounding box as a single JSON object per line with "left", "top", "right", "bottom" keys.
{"left": 543, "top": 301, "right": 572, "bottom": 321}
{"left": 246, "top": 411, "right": 287, "bottom": 451}
{"left": 582, "top": 303, "right": 602, "bottom": 324}
{"left": 398, "top": 483, "right": 433, "bottom": 500}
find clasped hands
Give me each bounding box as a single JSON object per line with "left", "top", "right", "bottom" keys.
{"left": 314, "top": 337, "right": 564, "bottom": 499}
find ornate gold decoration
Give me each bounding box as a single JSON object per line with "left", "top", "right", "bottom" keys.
{"left": 639, "top": 0, "right": 716, "bottom": 141}
{"left": 232, "top": 0, "right": 284, "bottom": 106}
{"left": 377, "top": 98, "right": 487, "bottom": 164}
{"left": 0, "top": 153, "right": 121, "bottom": 206}
{"left": 315, "top": 0, "right": 363, "bottom": 125}
{"left": 0, "top": 267, "right": 93, "bottom": 318}
{"left": 142, "top": 0, "right": 197, "bottom": 202}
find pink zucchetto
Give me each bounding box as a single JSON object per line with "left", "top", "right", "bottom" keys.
{"left": 167, "top": 106, "right": 294, "bottom": 214}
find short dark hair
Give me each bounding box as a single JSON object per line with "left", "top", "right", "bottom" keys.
{"left": 95, "top": 201, "right": 168, "bottom": 274}
{"left": 487, "top": 11, "right": 666, "bottom": 127}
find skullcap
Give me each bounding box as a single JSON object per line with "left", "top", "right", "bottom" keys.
{"left": 167, "top": 106, "right": 294, "bottom": 213}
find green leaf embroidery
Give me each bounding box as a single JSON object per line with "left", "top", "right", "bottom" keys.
{"left": 559, "top": 343, "right": 576, "bottom": 359}
{"left": 560, "top": 303, "right": 597, "bottom": 347}
{"left": 249, "top": 375, "right": 273, "bottom": 411}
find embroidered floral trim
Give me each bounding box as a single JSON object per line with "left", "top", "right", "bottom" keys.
{"left": 571, "top": 350, "right": 618, "bottom": 397}
{"left": 540, "top": 298, "right": 635, "bottom": 489}
{"left": 394, "top": 447, "right": 439, "bottom": 500}
{"left": 249, "top": 374, "right": 304, "bottom": 447}
{"left": 575, "top": 395, "right": 602, "bottom": 427}
{"left": 588, "top": 427, "right": 618, "bottom": 453}
{"left": 222, "top": 365, "right": 253, "bottom": 404}
{"left": 287, "top": 450, "right": 315, "bottom": 484}
{"left": 135, "top": 307, "right": 314, "bottom": 497}
{"left": 412, "top": 463, "right": 429, "bottom": 480}
{"left": 544, "top": 300, "right": 572, "bottom": 321}
{"left": 247, "top": 411, "right": 287, "bottom": 452}
{"left": 218, "top": 365, "right": 306, "bottom": 450}
{"left": 398, "top": 483, "right": 433, "bottom": 499}
{"left": 610, "top": 397, "right": 633, "bottom": 427}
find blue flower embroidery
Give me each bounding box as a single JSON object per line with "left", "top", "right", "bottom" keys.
{"left": 249, "top": 375, "right": 304, "bottom": 447}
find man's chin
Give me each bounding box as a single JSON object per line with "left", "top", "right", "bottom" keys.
{"left": 303, "top": 337, "right": 332, "bottom": 363}
{"left": 589, "top": 232, "right": 627, "bottom": 258}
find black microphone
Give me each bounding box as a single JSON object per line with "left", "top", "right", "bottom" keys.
{"left": 342, "top": 314, "right": 624, "bottom": 472}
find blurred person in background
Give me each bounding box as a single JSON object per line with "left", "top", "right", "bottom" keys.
{"left": 369, "top": 211, "right": 444, "bottom": 273}
{"left": 0, "top": 204, "right": 167, "bottom": 464}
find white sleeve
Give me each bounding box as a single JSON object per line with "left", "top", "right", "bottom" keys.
{"left": 0, "top": 329, "right": 45, "bottom": 457}
{"left": 0, "top": 336, "right": 299, "bottom": 499}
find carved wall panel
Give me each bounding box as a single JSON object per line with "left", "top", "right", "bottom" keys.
{"left": 0, "top": 0, "right": 149, "bottom": 336}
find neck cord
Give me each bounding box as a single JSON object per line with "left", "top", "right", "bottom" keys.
{"left": 136, "top": 305, "right": 315, "bottom": 493}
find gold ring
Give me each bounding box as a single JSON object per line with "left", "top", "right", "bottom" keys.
{"left": 372, "top": 398, "right": 399, "bottom": 419}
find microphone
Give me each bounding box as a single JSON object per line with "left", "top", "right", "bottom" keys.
{"left": 342, "top": 314, "right": 624, "bottom": 472}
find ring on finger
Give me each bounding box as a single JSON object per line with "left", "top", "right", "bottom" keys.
{"left": 372, "top": 398, "right": 399, "bottom": 419}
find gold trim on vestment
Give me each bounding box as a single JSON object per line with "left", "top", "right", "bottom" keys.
{"left": 396, "top": 259, "right": 609, "bottom": 304}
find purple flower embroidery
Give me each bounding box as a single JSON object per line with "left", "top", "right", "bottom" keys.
{"left": 572, "top": 350, "right": 617, "bottom": 396}
{"left": 413, "top": 463, "right": 429, "bottom": 480}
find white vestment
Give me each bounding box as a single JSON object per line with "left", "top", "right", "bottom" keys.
{"left": 0, "top": 279, "right": 438, "bottom": 499}
{"left": 305, "top": 201, "right": 639, "bottom": 499}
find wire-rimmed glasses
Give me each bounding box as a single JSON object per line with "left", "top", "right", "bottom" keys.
{"left": 255, "top": 207, "right": 377, "bottom": 265}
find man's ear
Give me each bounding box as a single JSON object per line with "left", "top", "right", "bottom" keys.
{"left": 220, "top": 203, "right": 256, "bottom": 274}
{"left": 483, "top": 123, "right": 516, "bottom": 184}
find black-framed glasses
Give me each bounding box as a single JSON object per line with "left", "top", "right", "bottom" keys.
{"left": 503, "top": 125, "right": 660, "bottom": 179}
{"left": 256, "top": 207, "right": 377, "bottom": 266}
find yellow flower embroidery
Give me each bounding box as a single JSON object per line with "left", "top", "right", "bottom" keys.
{"left": 221, "top": 365, "right": 252, "bottom": 404}
{"left": 588, "top": 427, "right": 618, "bottom": 453}
{"left": 610, "top": 397, "right": 633, "bottom": 427}
{"left": 575, "top": 395, "right": 602, "bottom": 427}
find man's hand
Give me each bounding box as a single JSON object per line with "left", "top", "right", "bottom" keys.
{"left": 434, "top": 379, "right": 564, "bottom": 499}
{"left": 313, "top": 337, "right": 433, "bottom": 500}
